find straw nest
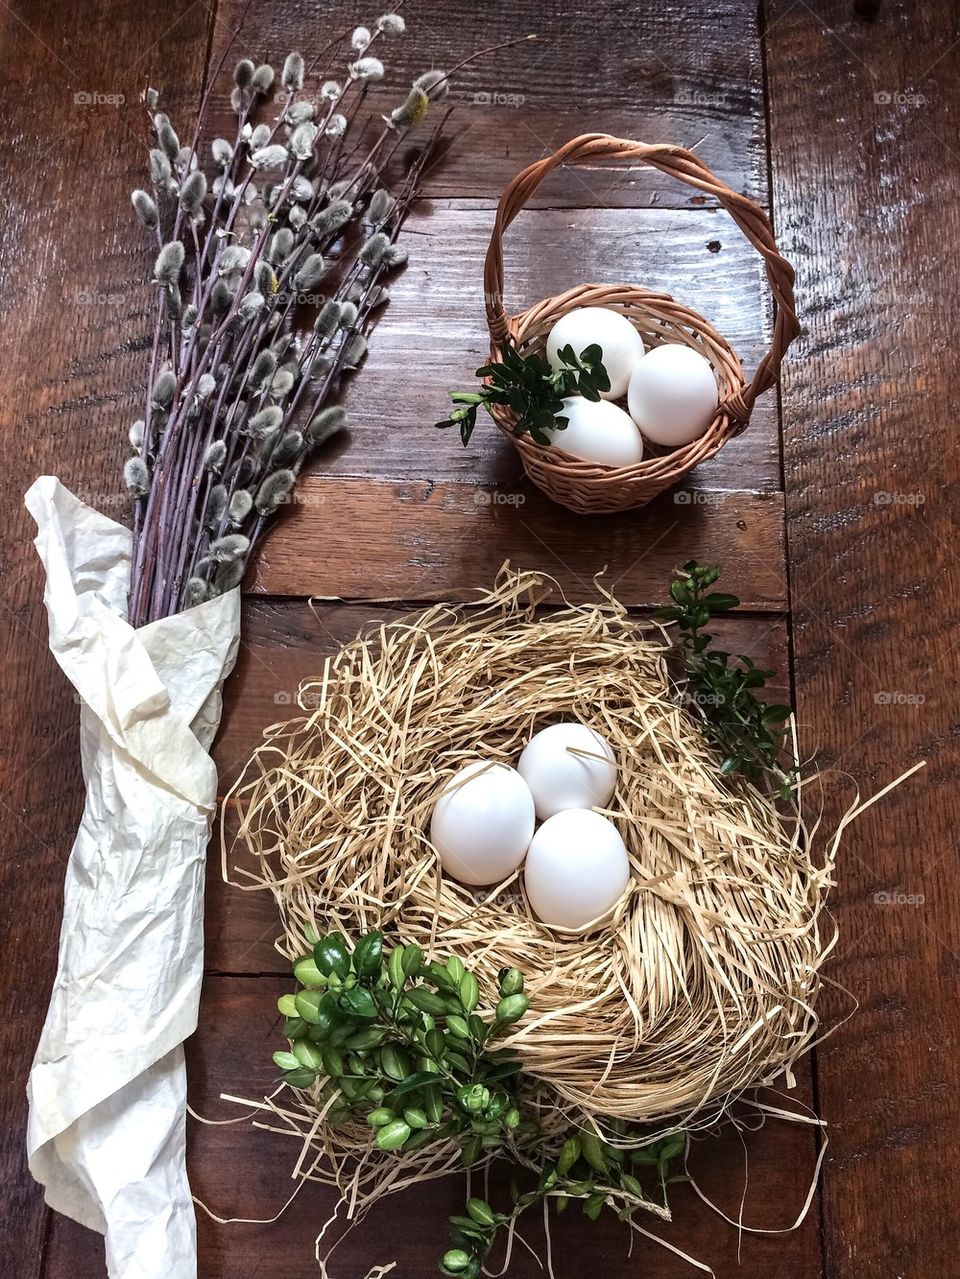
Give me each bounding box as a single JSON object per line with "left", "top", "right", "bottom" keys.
{"left": 229, "top": 569, "right": 842, "bottom": 1158}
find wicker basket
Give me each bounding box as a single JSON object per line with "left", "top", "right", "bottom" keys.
{"left": 483, "top": 134, "right": 800, "bottom": 514}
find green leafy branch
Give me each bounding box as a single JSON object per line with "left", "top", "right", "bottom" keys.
{"left": 273, "top": 930, "right": 686, "bottom": 1277}
{"left": 435, "top": 340, "right": 610, "bottom": 446}
{"left": 654, "top": 561, "right": 795, "bottom": 796}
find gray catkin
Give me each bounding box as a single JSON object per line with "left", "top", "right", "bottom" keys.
{"left": 153, "top": 241, "right": 185, "bottom": 285}
{"left": 313, "top": 199, "right": 353, "bottom": 235}
{"left": 268, "top": 228, "right": 295, "bottom": 264}
{"left": 308, "top": 405, "right": 347, "bottom": 444}
{"left": 360, "top": 233, "right": 390, "bottom": 268}
{"left": 233, "top": 59, "right": 255, "bottom": 88}
{"left": 228, "top": 489, "right": 254, "bottom": 525}
{"left": 288, "top": 122, "right": 318, "bottom": 160}
{"left": 286, "top": 102, "right": 315, "bottom": 127}
{"left": 254, "top": 260, "right": 275, "bottom": 293}
{"left": 383, "top": 243, "right": 408, "bottom": 268}
{"left": 152, "top": 369, "right": 176, "bottom": 407}
{"left": 157, "top": 121, "right": 180, "bottom": 161}
{"left": 123, "top": 457, "right": 150, "bottom": 496}
{"left": 272, "top": 429, "right": 304, "bottom": 466}
{"left": 294, "top": 254, "right": 326, "bottom": 291}
{"left": 255, "top": 469, "right": 295, "bottom": 513}
{"left": 282, "top": 51, "right": 305, "bottom": 92}
{"left": 368, "top": 189, "right": 396, "bottom": 226}
{"left": 211, "top": 279, "right": 233, "bottom": 313}
{"left": 149, "top": 148, "right": 172, "bottom": 186}
{"left": 182, "top": 577, "right": 209, "bottom": 609}
{"left": 349, "top": 56, "right": 384, "bottom": 81}
{"left": 251, "top": 144, "right": 289, "bottom": 170}
{"left": 270, "top": 368, "right": 295, "bottom": 397}
{"left": 131, "top": 189, "right": 159, "bottom": 228}
{"left": 217, "top": 244, "right": 249, "bottom": 275}
{"left": 238, "top": 290, "right": 265, "bottom": 319}
{"left": 209, "top": 533, "right": 250, "bottom": 562}
{"left": 179, "top": 170, "right": 207, "bottom": 213}
{"left": 314, "top": 300, "right": 342, "bottom": 336}
{"left": 247, "top": 405, "right": 283, "bottom": 438}
{"left": 251, "top": 63, "right": 275, "bottom": 94}
{"left": 343, "top": 334, "right": 368, "bottom": 368}
{"left": 415, "top": 69, "right": 449, "bottom": 101}
{"left": 250, "top": 349, "right": 278, "bottom": 389}
{"left": 205, "top": 484, "right": 228, "bottom": 527}
{"left": 204, "top": 440, "right": 227, "bottom": 472}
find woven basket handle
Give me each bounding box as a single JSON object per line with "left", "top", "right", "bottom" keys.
{"left": 483, "top": 134, "right": 800, "bottom": 423}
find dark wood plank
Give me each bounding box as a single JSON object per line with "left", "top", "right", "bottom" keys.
{"left": 207, "top": 601, "right": 792, "bottom": 971}
{"left": 307, "top": 203, "right": 780, "bottom": 488}
{"left": 0, "top": 4, "right": 215, "bottom": 1277}
{"left": 44, "top": 976, "right": 822, "bottom": 1278}
{"left": 209, "top": 0, "right": 769, "bottom": 208}
{"left": 251, "top": 478, "right": 786, "bottom": 607}
{"left": 766, "top": 0, "right": 960, "bottom": 1274}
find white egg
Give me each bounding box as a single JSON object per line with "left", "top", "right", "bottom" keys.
{"left": 524, "top": 809, "right": 631, "bottom": 933}
{"left": 430, "top": 761, "right": 535, "bottom": 886}
{"left": 546, "top": 396, "right": 644, "bottom": 468}
{"left": 518, "top": 722, "right": 617, "bottom": 820}
{"left": 627, "top": 344, "right": 719, "bottom": 447}
{"left": 546, "top": 307, "right": 645, "bottom": 400}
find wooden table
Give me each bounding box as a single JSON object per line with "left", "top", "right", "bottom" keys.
{"left": 0, "top": 0, "right": 953, "bottom": 1274}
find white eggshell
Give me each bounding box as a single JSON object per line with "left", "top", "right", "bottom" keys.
{"left": 546, "top": 307, "right": 645, "bottom": 399}
{"left": 524, "top": 809, "right": 631, "bottom": 933}
{"left": 627, "top": 344, "right": 719, "bottom": 447}
{"left": 430, "top": 761, "right": 535, "bottom": 886}
{"left": 547, "top": 396, "right": 644, "bottom": 468}
{"left": 518, "top": 722, "right": 617, "bottom": 820}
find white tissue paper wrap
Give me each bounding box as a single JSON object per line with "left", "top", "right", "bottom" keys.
{"left": 24, "top": 477, "right": 241, "bottom": 1279}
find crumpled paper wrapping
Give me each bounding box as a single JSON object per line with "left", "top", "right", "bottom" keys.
{"left": 24, "top": 477, "right": 241, "bottom": 1279}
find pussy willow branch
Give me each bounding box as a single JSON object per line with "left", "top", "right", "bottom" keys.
{"left": 124, "top": 22, "right": 533, "bottom": 626}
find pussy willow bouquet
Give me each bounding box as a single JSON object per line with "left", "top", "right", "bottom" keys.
{"left": 127, "top": 20, "right": 452, "bottom": 625}
{"left": 24, "top": 17, "right": 525, "bottom": 1279}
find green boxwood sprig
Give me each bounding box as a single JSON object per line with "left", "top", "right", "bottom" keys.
{"left": 273, "top": 932, "right": 687, "bottom": 1276}
{"left": 435, "top": 340, "right": 610, "bottom": 446}
{"left": 654, "top": 560, "right": 794, "bottom": 795}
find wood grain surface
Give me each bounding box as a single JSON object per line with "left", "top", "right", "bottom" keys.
{"left": 4, "top": 0, "right": 951, "bottom": 1276}
{"left": 766, "top": 2, "right": 960, "bottom": 1275}
{"left": 0, "top": 1, "right": 215, "bottom": 1274}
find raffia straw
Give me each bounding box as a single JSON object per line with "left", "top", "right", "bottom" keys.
{"left": 223, "top": 565, "right": 915, "bottom": 1243}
